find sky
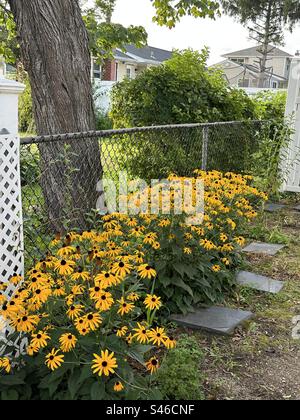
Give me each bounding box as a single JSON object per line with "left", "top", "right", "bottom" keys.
{"left": 110, "top": 0, "right": 300, "bottom": 65}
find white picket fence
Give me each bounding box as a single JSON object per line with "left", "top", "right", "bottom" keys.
{"left": 283, "top": 58, "right": 300, "bottom": 193}
{"left": 0, "top": 75, "right": 25, "bottom": 355}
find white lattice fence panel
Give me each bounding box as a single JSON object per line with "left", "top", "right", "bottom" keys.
{"left": 283, "top": 58, "right": 300, "bottom": 192}
{"left": 0, "top": 133, "right": 26, "bottom": 356}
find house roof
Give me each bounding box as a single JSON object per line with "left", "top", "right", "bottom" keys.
{"left": 115, "top": 44, "right": 173, "bottom": 64}
{"left": 223, "top": 45, "right": 293, "bottom": 58}
{"left": 213, "top": 59, "right": 287, "bottom": 81}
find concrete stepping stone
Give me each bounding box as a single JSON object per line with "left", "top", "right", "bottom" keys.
{"left": 243, "top": 242, "right": 285, "bottom": 256}
{"left": 170, "top": 306, "right": 253, "bottom": 336}
{"left": 237, "top": 271, "right": 284, "bottom": 294}
{"left": 265, "top": 203, "right": 286, "bottom": 213}
{"left": 294, "top": 205, "right": 300, "bottom": 212}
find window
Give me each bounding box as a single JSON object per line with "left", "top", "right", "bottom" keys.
{"left": 231, "top": 58, "right": 245, "bottom": 64}
{"left": 93, "top": 63, "right": 101, "bottom": 80}
{"left": 272, "top": 81, "right": 278, "bottom": 89}
{"left": 238, "top": 78, "right": 250, "bottom": 88}
{"left": 126, "top": 67, "right": 132, "bottom": 79}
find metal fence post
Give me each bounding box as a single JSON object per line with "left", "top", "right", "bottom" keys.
{"left": 202, "top": 125, "right": 209, "bottom": 171}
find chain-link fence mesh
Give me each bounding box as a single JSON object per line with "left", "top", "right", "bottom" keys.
{"left": 20, "top": 120, "right": 266, "bottom": 266}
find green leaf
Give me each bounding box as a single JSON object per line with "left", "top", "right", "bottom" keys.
{"left": 0, "top": 376, "right": 25, "bottom": 386}
{"left": 68, "top": 369, "right": 82, "bottom": 400}
{"left": 1, "top": 389, "right": 19, "bottom": 400}
{"left": 90, "top": 381, "right": 105, "bottom": 400}
{"left": 172, "top": 277, "right": 194, "bottom": 297}
{"left": 128, "top": 345, "right": 153, "bottom": 365}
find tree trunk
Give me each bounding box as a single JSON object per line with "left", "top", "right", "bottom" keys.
{"left": 9, "top": 0, "right": 102, "bottom": 233}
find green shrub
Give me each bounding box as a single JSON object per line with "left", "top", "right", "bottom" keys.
{"left": 19, "top": 77, "right": 35, "bottom": 133}
{"left": 252, "top": 90, "right": 287, "bottom": 122}
{"left": 111, "top": 49, "right": 256, "bottom": 128}
{"left": 20, "top": 145, "right": 40, "bottom": 187}
{"left": 157, "top": 335, "right": 205, "bottom": 400}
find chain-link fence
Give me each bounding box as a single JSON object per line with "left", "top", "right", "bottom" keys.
{"left": 20, "top": 120, "right": 267, "bottom": 266}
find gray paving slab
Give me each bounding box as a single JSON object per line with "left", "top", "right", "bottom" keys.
{"left": 237, "top": 271, "right": 284, "bottom": 294}
{"left": 265, "top": 203, "right": 286, "bottom": 213}
{"left": 170, "top": 306, "right": 253, "bottom": 336}
{"left": 243, "top": 242, "right": 285, "bottom": 256}
{"left": 294, "top": 205, "right": 300, "bottom": 212}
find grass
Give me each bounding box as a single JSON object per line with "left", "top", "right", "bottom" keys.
{"left": 173, "top": 206, "right": 300, "bottom": 400}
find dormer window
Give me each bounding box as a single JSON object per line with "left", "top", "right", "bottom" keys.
{"left": 231, "top": 58, "right": 245, "bottom": 64}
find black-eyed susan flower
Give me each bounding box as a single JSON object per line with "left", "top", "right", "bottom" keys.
{"left": 31, "top": 287, "right": 52, "bottom": 304}
{"left": 92, "top": 350, "right": 117, "bottom": 377}
{"left": 10, "top": 313, "right": 39, "bottom": 333}
{"left": 89, "top": 285, "right": 103, "bottom": 300}
{"left": 234, "top": 236, "right": 246, "bottom": 247}
{"left": 137, "top": 264, "right": 157, "bottom": 280}
{"left": 0, "top": 357, "right": 11, "bottom": 373}
{"left": 111, "top": 261, "right": 132, "bottom": 278}
{"left": 59, "top": 333, "right": 77, "bottom": 353}
{"left": 132, "top": 323, "right": 149, "bottom": 344}
{"left": 222, "top": 257, "right": 230, "bottom": 266}
{"left": 127, "top": 292, "right": 140, "bottom": 302}
{"left": 146, "top": 357, "right": 159, "bottom": 374}
{"left": 116, "top": 326, "right": 128, "bottom": 337}
{"left": 27, "top": 343, "right": 39, "bottom": 356}
{"left": 71, "top": 267, "right": 90, "bottom": 282}
{"left": 94, "top": 271, "right": 116, "bottom": 288}
{"left": 54, "top": 259, "right": 75, "bottom": 276}
{"left": 45, "top": 349, "right": 64, "bottom": 371}
{"left": 117, "top": 297, "right": 135, "bottom": 316}
{"left": 31, "top": 330, "right": 50, "bottom": 349}
{"left": 212, "top": 265, "right": 221, "bottom": 273}
{"left": 184, "top": 247, "right": 192, "bottom": 255}
{"left": 57, "top": 246, "right": 76, "bottom": 258}
{"left": 84, "top": 312, "right": 102, "bottom": 331}
{"left": 164, "top": 336, "right": 177, "bottom": 349}
{"left": 94, "top": 291, "right": 114, "bottom": 312}
{"left": 148, "top": 327, "right": 168, "bottom": 346}
{"left": 144, "top": 294, "right": 162, "bottom": 311}
{"left": 114, "top": 381, "right": 124, "bottom": 392}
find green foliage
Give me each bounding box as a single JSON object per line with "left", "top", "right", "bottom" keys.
{"left": 111, "top": 49, "right": 256, "bottom": 128}
{"left": 157, "top": 334, "right": 205, "bottom": 400}
{"left": 110, "top": 49, "right": 259, "bottom": 180}
{"left": 0, "top": 345, "right": 157, "bottom": 400}
{"left": 251, "top": 118, "right": 294, "bottom": 197}
{"left": 19, "top": 77, "right": 35, "bottom": 133}
{"left": 252, "top": 90, "right": 287, "bottom": 122}
{"left": 20, "top": 145, "right": 40, "bottom": 187}
{"left": 152, "top": 0, "right": 220, "bottom": 28}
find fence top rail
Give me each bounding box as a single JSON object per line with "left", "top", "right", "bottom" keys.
{"left": 20, "top": 120, "right": 264, "bottom": 145}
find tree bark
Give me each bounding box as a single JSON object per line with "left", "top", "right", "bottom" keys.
{"left": 9, "top": 0, "right": 102, "bottom": 232}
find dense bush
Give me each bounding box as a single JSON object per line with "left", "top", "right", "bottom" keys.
{"left": 157, "top": 335, "right": 205, "bottom": 400}
{"left": 19, "top": 77, "right": 35, "bottom": 134}
{"left": 252, "top": 90, "right": 287, "bottom": 122}
{"left": 0, "top": 169, "right": 266, "bottom": 399}
{"left": 110, "top": 49, "right": 256, "bottom": 128}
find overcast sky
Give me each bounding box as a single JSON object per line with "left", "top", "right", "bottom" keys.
{"left": 111, "top": 0, "right": 300, "bottom": 64}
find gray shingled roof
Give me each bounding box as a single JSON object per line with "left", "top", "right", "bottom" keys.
{"left": 123, "top": 44, "right": 173, "bottom": 63}
{"left": 223, "top": 45, "right": 293, "bottom": 58}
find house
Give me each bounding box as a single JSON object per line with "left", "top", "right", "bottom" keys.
{"left": 92, "top": 44, "right": 173, "bottom": 82}
{"left": 212, "top": 45, "right": 293, "bottom": 89}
